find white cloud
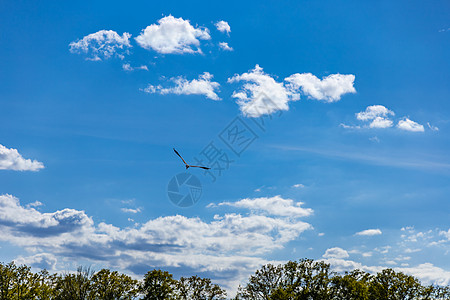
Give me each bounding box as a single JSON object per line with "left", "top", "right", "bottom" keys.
{"left": 323, "top": 247, "right": 349, "bottom": 259}
{"left": 122, "top": 63, "right": 148, "bottom": 71}
{"left": 0, "top": 144, "right": 44, "bottom": 171}
{"left": 219, "top": 42, "right": 233, "bottom": 51}
{"left": 121, "top": 207, "right": 142, "bottom": 214}
{"left": 397, "top": 118, "right": 425, "bottom": 132}
{"left": 69, "top": 30, "right": 132, "bottom": 61}
{"left": 439, "top": 229, "right": 450, "bottom": 240}
{"left": 427, "top": 122, "right": 439, "bottom": 131}
{"left": 228, "top": 66, "right": 356, "bottom": 117}
{"left": 369, "top": 136, "right": 380, "bottom": 143}
{"left": 218, "top": 195, "right": 313, "bottom": 218}
{"left": 292, "top": 183, "right": 305, "bottom": 188}
{"left": 347, "top": 106, "right": 430, "bottom": 132}
{"left": 0, "top": 194, "right": 313, "bottom": 294}
{"left": 285, "top": 73, "right": 356, "bottom": 102}
{"left": 14, "top": 253, "right": 57, "bottom": 271}
{"left": 27, "top": 201, "right": 43, "bottom": 208}
{"left": 228, "top": 65, "right": 299, "bottom": 117}
{"left": 340, "top": 123, "right": 361, "bottom": 129}
{"left": 135, "top": 15, "right": 210, "bottom": 54}
{"left": 323, "top": 257, "right": 450, "bottom": 286}
{"left": 369, "top": 117, "right": 393, "bottom": 128}
{"left": 355, "top": 229, "right": 382, "bottom": 236}
{"left": 215, "top": 21, "right": 231, "bottom": 34}
{"left": 356, "top": 105, "right": 395, "bottom": 121}
{"left": 143, "top": 72, "right": 220, "bottom": 100}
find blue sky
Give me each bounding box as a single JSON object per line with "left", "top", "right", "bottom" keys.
{"left": 1, "top": 0, "right": 449, "bottom": 294}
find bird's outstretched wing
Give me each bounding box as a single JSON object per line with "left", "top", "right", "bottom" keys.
{"left": 189, "top": 165, "right": 211, "bottom": 170}
{"left": 173, "top": 148, "right": 188, "bottom": 165}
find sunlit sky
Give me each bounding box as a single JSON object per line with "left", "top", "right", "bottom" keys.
{"left": 1, "top": 0, "right": 449, "bottom": 294}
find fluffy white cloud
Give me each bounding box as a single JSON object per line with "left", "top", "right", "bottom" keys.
{"left": 356, "top": 105, "right": 394, "bottom": 121}
{"left": 218, "top": 195, "right": 313, "bottom": 217}
{"left": 122, "top": 63, "right": 148, "bottom": 71}
{"left": 69, "top": 30, "right": 132, "bottom": 61}
{"left": 285, "top": 73, "right": 356, "bottom": 102}
{"left": 0, "top": 144, "right": 44, "bottom": 171}
{"left": 228, "top": 65, "right": 356, "bottom": 117}
{"left": 369, "top": 117, "right": 393, "bottom": 128}
{"left": 323, "top": 247, "right": 349, "bottom": 259}
{"left": 355, "top": 105, "right": 395, "bottom": 128}
{"left": 143, "top": 72, "right": 220, "bottom": 100}
{"left": 397, "top": 118, "right": 425, "bottom": 132}
{"left": 215, "top": 21, "right": 231, "bottom": 34}
{"left": 219, "top": 42, "right": 233, "bottom": 51}
{"left": 0, "top": 194, "right": 312, "bottom": 294}
{"left": 347, "top": 106, "right": 428, "bottom": 132}
{"left": 323, "top": 257, "right": 450, "bottom": 286}
{"left": 14, "top": 253, "right": 57, "bottom": 271}
{"left": 135, "top": 15, "right": 210, "bottom": 54}
{"left": 228, "top": 65, "right": 299, "bottom": 117}
{"left": 355, "top": 229, "right": 382, "bottom": 236}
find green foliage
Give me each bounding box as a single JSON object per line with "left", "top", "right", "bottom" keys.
{"left": 1, "top": 259, "right": 450, "bottom": 300}
{"left": 141, "top": 269, "right": 177, "bottom": 300}
{"left": 176, "top": 275, "right": 226, "bottom": 300}
{"left": 89, "top": 268, "right": 139, "bottom": 300}
{"left": 237, "top": 260, "right": 450, "bottom": 300}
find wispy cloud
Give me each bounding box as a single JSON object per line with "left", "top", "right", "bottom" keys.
{"left": 272, "top": 144, "right": 450, "bottom": 172}
{"left": 142, "top": 72, "right": 221, "bottom": 100}
{"left": 121, "top": 207, "right": 142, "bottom": 214}
{"left": 355, "top": 229, "right": 382, "bottom": 236}
{"left": 0, "top": 194, "right": 313, "bottom": 293}
{"left": 218, "top": 195, "right": 313, "bottom": 217}
{"left": 219, "top": 42, "right": 233, "bottom": 51}
{"left": 122, "top": 63, "right": 148, "bottom": 71}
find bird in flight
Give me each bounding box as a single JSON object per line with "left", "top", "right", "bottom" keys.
{"left": 173, "top": 148, "right": 211, "bottom": 170}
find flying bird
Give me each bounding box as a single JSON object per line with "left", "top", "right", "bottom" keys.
{"left": 173, "top": 148, "right": 210, "bottom": 170}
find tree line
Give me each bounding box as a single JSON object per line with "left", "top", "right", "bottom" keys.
{"left": 1, "top": 258, "right": 449, "bottom": 299}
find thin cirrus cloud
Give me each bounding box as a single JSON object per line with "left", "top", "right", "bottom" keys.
{"left": 135, "top": 15, "right": 211, "bottom": 54}
{"left": 0, "top": 194, "right": 312, "bottom": 293}
{"left": 355, "top": 229, "right": 383, "bottom": 236}
{"left": 122, "top": 63, "right": 148, "bottom": 71}
{"left": 0, "top": 144, "right": 44, "bottom": 171}
{"left": 215, "top": 20, "right": 231, "bottom": 34}
{"left": 142, "top": 72, "right": 221, "bottom": 100}
{"left": 69, "top": 30, "right": 132, "bottom": 61}
{"left": 228, "top": 65, "right": 356, "bottom": 117}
